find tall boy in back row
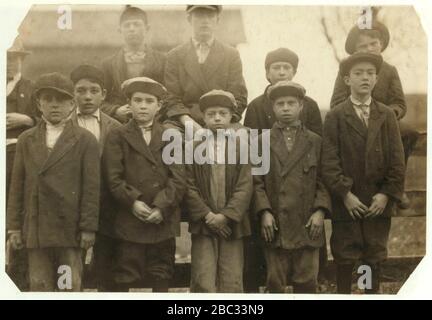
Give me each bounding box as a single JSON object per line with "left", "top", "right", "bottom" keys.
{"left": 322, "top": 52, "right": 405, "bottom": 294}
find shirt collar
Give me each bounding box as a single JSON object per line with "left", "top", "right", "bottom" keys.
{"left": 350, "top": 95, "right": 372, "bottom": 107}
{"left": 139, "top": 120, "right": 153, "bottom": 130}
{"left": 43, "top": 115, "right": 68, "bottom": 130}
{"left": 274, "top": 120, "right": 301, "bottom": 130}
{"left": 77, "top": 108, "right": 101, "bottom": 122}
{"left": 192, "top": 37, "right": 215, "bottom": 48}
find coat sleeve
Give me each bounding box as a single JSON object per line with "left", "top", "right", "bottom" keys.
{"left": 163, "top": 50, "right": 191, "bottom": 120}
{"left": 226, "top": 49, "right": 248, "bottom": 121}
{"left": 79, "top": 133, "right": 101, "bottom": 232}
{"left": 102, "top": 130, "right": 143, "bottom": 208}
{"left": 184, "top": 164, "right": 213, "bottom": 222}
{"left": 379, "top": 110, "right": 406, "bottom": 201}
{"left": 303, "top": 98, "right": 323, "bottom": 136}
{"left": 252, "top": 173, "right": 272, "bottom": 217}
{"left": 6, "top": 136, "right": 26, "bottom": 231}
{"left": 321, "top": 110, "right": 353, "bottom": 199}
{"left": 387, "top": 66, "right": 407, "bottom": 120}
{"left": 312, "top": 138, "right": 332, "bottom": 217}
{"left": 220, "top": 163, "right": 253, "bottom": 223}
{"left": 152, "top": 163, "right": 187, "bottom": 219}
{"left": 243, "top": 100, "right": 259, "bottom": 129}
{"left": 330, "top": 71, "right": 349, "bottom": 109}
{"left": 100, "top": 58, "right": 123, "bottom": 118}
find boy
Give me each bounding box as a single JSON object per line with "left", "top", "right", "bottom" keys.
{"left": 101, "top": 5, "right": 166, "bottom": 123}
{"left": 163, "top": 5, "right": 247, "bottom": 131}
{"left": 102, "top": 77, "right": 186, "bottom": 292}
{"left": 243, "top": 47, "right": 324, "bottom": 292}
{"left": 330, "top": 21, "right": 417, "bottom": 208}
{"left": 253, "top": 81, "right": 330, "bottom": 293}
{"left": 244, "top": 48, "right": 322, "bottom": 136}
{"left": 70, "top": 64, "right": 121, "bottom": 291}
{"left": 7, "top": 72, "right": 100, "bottom": 291}
{"left": 186, "top": 89, "right": 252, "bottom": 293}
{"left": 322, "top": 53, "right": 405, "bottom": 294}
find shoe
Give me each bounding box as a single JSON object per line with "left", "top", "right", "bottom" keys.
{"left": 398, "top": 192, "right": 411, "bottom": 210}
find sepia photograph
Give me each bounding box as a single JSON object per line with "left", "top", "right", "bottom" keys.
{"left": 1, "top": 1, "right": 428, "bottom": 299}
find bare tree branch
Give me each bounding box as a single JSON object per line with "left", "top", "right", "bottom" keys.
{"left": 320, "top": 10, "right": 342, "bottom": 63}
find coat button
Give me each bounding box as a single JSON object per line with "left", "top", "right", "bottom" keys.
{"left": 152, "top": 182, "right": 159, "bottom": 188}
{"left": 152, "top": 165, "right": 157, "bottom": 170}
{"left": 375, "top": 148, "right": 380, "bottom": 152}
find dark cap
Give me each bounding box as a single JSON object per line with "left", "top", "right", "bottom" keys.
{"left": 345, "top": 21, "right": 390, "bottom": 54}
{"left": 267, "top": 80, "right": 306, "bottom": 101}
{"left": 265, "top": 47, "right": 299, "bottom": 71}
{"left": 120, "top": 5, "right": 148, "bottom": 25}
{"left": 121, "top": 77, "right": 167, "bottom": 100}
{"left": 34, "top": 72, "right": 74, "bottom": 99}
{"left": 339, "top": 52, "right": 383, "bottom": 76}
{"left": 70, "top": 64, "right": 105, "bottom": 89}
{"left": 199, "top": 89, "right": 238, "bottom": 113}
{"left": 186, "top": 5, "right": 222, "bottom": 14}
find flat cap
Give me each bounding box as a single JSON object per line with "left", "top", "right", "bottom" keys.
{"left": 70, "top": 64, "right": 105, "bottom": 88}
{"left": 120, "top": 5, "right": 147, "bottom": 25}
{"left": 186, "top": 5, "right": 222, "bottom": 13}
{"left": 265, "top": 48, "right": 299, "bottom": 71}
{"left": 34, "top": 72, "right": 74, "bottom": 99}
{"left": 345, "top": 21, "right": 390, "bottom": 54}
{"left": 267, "top": 80, "right": 306, "bottom": 101}
{"left": 199, "top": 89, "right": 238, "bottom": 112}
{"left": 339, "top": 52, "right": 383, "bottom": 76}
{"left": 121, "top": 77, "right": 167, "bottom": 100}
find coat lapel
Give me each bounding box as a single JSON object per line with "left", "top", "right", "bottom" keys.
{"left": 366, "top": 101, "right": 386, "bottom": 154}
{"left": 28, "top": 122, "right": 50, "bottom": 169}
{"left": 270, "top": 128, "right": 290, "bottom": 172}
{"left": 281, "top": 128, "right": 312, "bottom": 177}
{"left": 40, "top": 121, "right": 79, "bottom": 173}
{"left": 202, "top": 40, "right": 225, "bottom": 81}
{"left": 183, "top": 41, "right": 210, "bottom": 93}
{"left": 343, "top": 101, "right": 368, "bottom": 140}
{"left": 123, "top": 120, "right": 157, "bottom": 164}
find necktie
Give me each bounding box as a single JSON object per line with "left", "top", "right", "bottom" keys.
{"left": 197, "top": 42, "right": 210, "bottom": 64}
{"left": 358, "top": 104, "right": 369, "bottom": 128}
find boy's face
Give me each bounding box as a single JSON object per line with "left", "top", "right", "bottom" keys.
{"left": 355, "top": 34, "right": 383, "bottom": 56}
{"left": 266, "top": 62, "right": 295, "bottom": 84}
{"left": 187, "top": 8, "right": 219, "bottom": 41}
{"left": 74, "top": 79, "right": 106, "bottom": 115}
{"left": 272, "top": 96, "right": 303, "bottom": 124}
{"left": 203, "top": 106, "right": 233, "bottom": 131}
{"left": 129, "top": 92, "right": 160, "bottom": 125}
{"left": 120, "top": 18, "right": 148, "bottom": 47}
{"left": 37, "top": 89, "right": 75, "bottom": 124}
{"left": 344, "top": 61, "right": 378, "bottom": 97}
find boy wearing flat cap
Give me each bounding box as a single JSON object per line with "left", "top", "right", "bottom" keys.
{"left": 163, "top": 5, "right": 247, "bottom": 132}
{"left": 330, "top": 21, "right": 418, "bottom": 209}
{"left": 102, "top": 77, "right": 186, "bottom": 292}
{"left": 101, "top": 5, "right": 166, "bottom": 123}
{"left": 70, "top": 64, "right": 121, "bottom": 291}
{"left": 322, "top": 53, "right": 405, "bottom": 294}
{"left": 7, "top": 72, "right": 100, "bottom": 291}
{"left": 243, "top": 47, "right": 325, "bottom": 292}
{"left": 253, "top": 81, "right": 330, "bottom": 293}
{"left": 185, "top": 89, "right": 252, "bottom": 292}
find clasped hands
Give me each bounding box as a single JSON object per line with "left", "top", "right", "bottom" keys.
{"left": 343, "top": 192, "right": 389, "bottom": 220}
{"left": 205, "top": 212, "right": 232, "bottom": 239}
{"left": 133, "top": 200, "right": 164, "bottom": 224}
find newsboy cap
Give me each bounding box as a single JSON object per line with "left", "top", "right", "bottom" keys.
{"left": 120, "top": 5, "right": 148, "bottom": 25}
{"left": 186, "top": 5, "right": 222, "bottom": 14}
{"left": 267, "top": 80, "right": 306, "bottom": 101}
{"left": 70, "top": 64, "right": 105, "bottom": 89}
{"left": 345, "top": 21, "right": 390, "bottom": 54}
{"left": 121, "top": 77, "right": 167, "bottom": 100}
{"left": 339, "top": 52, "right": 383, "bottom": 76}
{"left": 199, "top": 89, "right": 238, "bottom": 113}
{"left": 265, "top": 48, "right": 299, "bottom": 71}
{"left": 34, "top": 72, "right": 74, "bottom": 99}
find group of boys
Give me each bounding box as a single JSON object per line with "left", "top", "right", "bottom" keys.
{"left": 6, "top": 5, "right": 415, "bottom": 294}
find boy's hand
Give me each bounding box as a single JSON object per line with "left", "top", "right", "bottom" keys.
{"left": 6, "top": 113, "right": 34, "bottom": 129}
{"left": 9, "top": 231, "right": 24, "bottom": 250}
{"left": 365, "top": 193, "right": 389, "bottom": 218}
{"left": 79, "top": 231, "right": 95, "bottom": 250}
{"left": 133, "top": 200, "right": 152, "bottom": 222}
{"left": 261, "top": 211, "right": 278, "bottom": 243}
{"left": 206, "top": 213, "right": 228, "bottom": 231}
{"left": 306, "top": 210, "right": 325, "bottom": 240}
{"left": 146, "top": 207, "right": 164, "bottom": 224}
{"left": 343, "top": 191, "right": 368, "bottom": 220}
{"left": 217, "top": 225, "right": 232, "bottom": 239}
{"left": 115, "top": 104, "right": 132, "bottom": 122}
